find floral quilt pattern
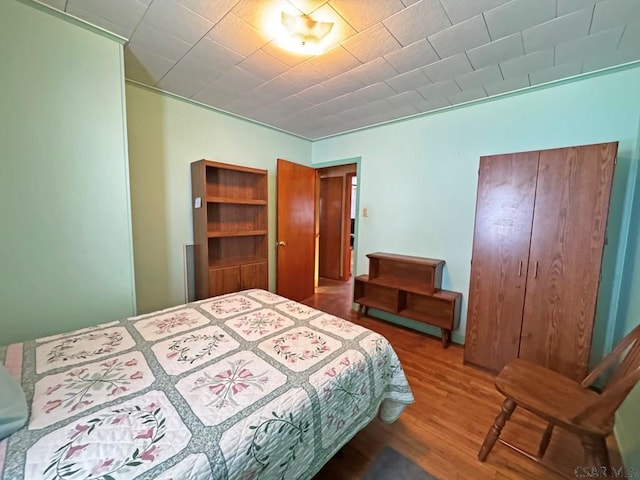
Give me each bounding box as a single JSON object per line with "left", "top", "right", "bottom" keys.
{"left": 220, "top": 387, "right": 315, "bottom": 480}
{"left": 35, "top": 326, "right": 136, "bottom": 374}
{"left": 310, "top": 313, "right": 368, "bottom": 339}
{"left": 258, "top": 327, "right": 342, "bottom": 373}
{"left": 24, "top": 390, "right": 191, "bottom": 480}
{"left": 30, "top": 351, "right": 154, "bottom": 430}
{"left": 224, "top": 308, "right": 294, "bottom": 341}
{"left": 132, "top": 308, "right": 211, "bottom": 341}
{"left": 199, "top": 295, "right": 261, "bottom": 319}
{"left": 151, "top": 325, "right": 240, "bottom": 376}
{"left": 309, "top": 350, "right": 370, "bottom": 448}
{"left": 175, "top": 351, "right": 286, "bottom": 426}
{"left": 1, "top": 289, "right": 413, "bottom": 480}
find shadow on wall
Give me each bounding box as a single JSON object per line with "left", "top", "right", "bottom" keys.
{"left": 126, "top": 74, "right": 172, "bottom": 315}
{"left": 613, "top": 125, "right": 640, "bottom": 341}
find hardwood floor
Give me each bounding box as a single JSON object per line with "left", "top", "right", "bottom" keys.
{"left": 305, "top": 278, "right": 621, "bottom": 480}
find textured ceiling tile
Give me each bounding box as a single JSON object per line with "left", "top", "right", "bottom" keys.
{"left": 207, "top": 13, "right": 270, "bottom": 56}
{"left": 280, "top": 63, "right": 329, "bottom": 90}
{"left": 429, "top": 15, "right": 491, "bottom": 58}
{"left": 191, "top": 81, "right": 239, "bottom": 106}
{"left": 310, "top": 46, "right": 361, "bottom": 76}
{"left": 66, "top": 5, "right": 133, "bottom": 38}
{"left": 315, "top": 93, "right": 361, "bottom": 114}
{"left": 186, "top": 38, "right": 243, "bottom": 71}
{"left": 419, "top": 96, "right": 451, "bottom": 112}
{"left": 238, "top": 50, "right": 289, "bottom": 79}
{"left": 124, "top": 44, "right": 175, "bottom": 83}
{"left": 383, "top": 0, "right": 451, "bottom": 46}
{"left": 178, "top": 0, "right": 240, "bottom": 24}
{"left": 455, "top": 65, "right": 503, "bottom": 90}
{"left": 620, "top": 22, "right": 640, "bottom": 49}
{"left": 129, "top": 21, "right": 192, "bottom": 62}
{"left": 417, "top": 79, "right": 461, "bottom": 99}
{"left": 591, "top": 0, "right": 640, "bottom": 32}
{"left": 523, "top": 8, "right": 593, "bottom": 53}
{"left": 342, "top": 24, "right": 402, "bottom": 63}
{"left": 250, "top": 77, "right": 300, "bottom": 101}
{"left": 320, "top": 72, "right": 366, "bottom": 98}
{"left": 156, "top": 68, "right": 212, "bottom": 98}
{"left": 483, "top": 74, "right": 530, "bottom": 95}
{"left": 499, "top": 49, "right": 553, "bottom": 78}
{"left": 352, "top": 82, "right": 398, "bottom": 102}
{"left": 421, "top": 53, "right": 473, "bottom": 82}
{"left": 142, "top": 0, "right": 214, "bottom": 44}
{"left": 529, "top": 61, "right": 583, "bottom": 84}
{"left": 467, "top": 33, "right": 524, "bottom": 69}
{"left": 298, "top": 83, "right": 335, "bottom": 103}
{"left": 582, "top": 45, "right": 640, "bottom": 72}
{"left": 222, "top": 90, "right": 275, "bottom": 112}
{"left": 329, "top": 0, "right": 405, "bottom": 31}
{"left": 386, "top": 68, "right": 431, "bottom": 93}
{"left": 386, "top": 90, "right": 431, "bottom": 110}
{"left": 439, "top": 0, "right": 510, "bottom": 24}
{"left": 447, "top": 88, "right": 487, "bottom": 104}
{"left": 484, "top": 0, "right": 556, "bottom": 40}
{"left": 262, "top": 42, "right": 312, "bottom": 67}
{"left": 557, "top": 0, "right": 606, "bottom": 15}
{"left": 555, "top": 27, "right": 624, "bottom": 64}
{"left": 383, "top": 39, "right": 439, "bottom": 74}
{"left": 255, "top": 95, "right": 315, "bottom": 119}
{"left": 215, "top": 66, "right": 265, "bottom": 93}
{"left": 67, "top": 0, "right": 148, "bottom": 38}
{"left": 350, "top": 58, "right": 398, "bottom": 85}
{"left": 231, "top": 0, "right": 291, "bottom": 30}
{"left": 158, "top": 58, "right": 223, "bottom": 89}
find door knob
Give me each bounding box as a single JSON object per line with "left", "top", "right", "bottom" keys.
{"left": 276, "top": 240, "right": 287, "bottom": 247}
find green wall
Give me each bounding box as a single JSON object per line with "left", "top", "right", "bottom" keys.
{"left": 125, "top": 83, "right": 312, "bottom": 314}
{"left": 312, "top": 65, "right": 640, "bottom": 468}
{"left": 0, "top": 0, "right": 136, "bottom": 344}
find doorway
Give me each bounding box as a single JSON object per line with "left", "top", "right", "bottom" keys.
{"left": 316, "top": 163, "right": 358, "bottom": 296}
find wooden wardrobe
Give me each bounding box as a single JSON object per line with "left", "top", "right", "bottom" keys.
{"left": 464, "top": 142, "right": 617, "bottom": 381}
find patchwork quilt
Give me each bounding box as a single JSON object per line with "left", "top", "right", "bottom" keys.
{"left": 0, "top": 290, "right": 414, "bottom": 480}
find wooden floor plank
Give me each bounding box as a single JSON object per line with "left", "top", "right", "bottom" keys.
{"left": 306, "top": 277, "right": 621, "bottom": 480}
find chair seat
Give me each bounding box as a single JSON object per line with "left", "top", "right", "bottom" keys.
{"left": 495, "top": 359, "right": 611, "bottom": 436}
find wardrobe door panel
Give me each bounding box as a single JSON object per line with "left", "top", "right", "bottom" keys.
{"left": 464, "top": 152, "right": 539, "bottom": 372}
{"left": 520, "top": 142, "right": 617, "bottom": 380}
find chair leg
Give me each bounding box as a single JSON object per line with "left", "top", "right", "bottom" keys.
{"left": 478, "top": 398, "right": 516, "bottom": 462}
{"left": 537, "top": 422, "right": 555, "bottom": 459}
{"left": 581, "top": 435, "right": 610, "bottom": 471}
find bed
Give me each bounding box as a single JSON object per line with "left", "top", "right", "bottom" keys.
{"left": 0, "top": 289, "right": 414, "bottom": 479}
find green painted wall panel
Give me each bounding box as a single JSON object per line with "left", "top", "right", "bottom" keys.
{"left": 125, "top": 84, "right": 311, "bottom": 314}
{"left": 0, "top": 0, "right": 135, "bottom": 344}
{"left": 312, "top": 66, "right": 640, "bottom": 468}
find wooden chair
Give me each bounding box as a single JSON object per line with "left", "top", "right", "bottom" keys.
{"left": 478, "top": 323, "right": 640, "bottom": 476}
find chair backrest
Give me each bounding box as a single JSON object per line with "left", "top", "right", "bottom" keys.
{"left": 572, "top": 323, "right": 640, "bottom": 431}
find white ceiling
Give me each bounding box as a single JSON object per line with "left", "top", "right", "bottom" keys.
{"left": 39, "top": 0, "right": 640, "bottom": 140}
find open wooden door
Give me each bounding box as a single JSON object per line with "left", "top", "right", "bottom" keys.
{"left": 318, "top": 176, "right": 343, "bottom": 280}
{"left": 276, "top": 159, "right": 316, "bottom": 301}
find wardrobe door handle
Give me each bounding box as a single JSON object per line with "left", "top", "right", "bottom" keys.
{"left": 518, "top": 261, "right": 523, "bottom": 277}
{"left": 533, "top": 262, "right": 538, "bottom": 279}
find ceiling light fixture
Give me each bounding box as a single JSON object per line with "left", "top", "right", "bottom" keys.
{"left": 278, "top": 11, "right": 334, "bottom": 55}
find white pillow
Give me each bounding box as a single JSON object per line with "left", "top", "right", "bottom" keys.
{"left": 0, "top": 364, "right": 28, "bottom": 440}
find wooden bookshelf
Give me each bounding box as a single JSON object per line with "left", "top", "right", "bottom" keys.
{"left": 191, "top": 160, "right": 268, "bottom": 299}
{"left": 354, "top": 252, "right": 461, "bottom": 348}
